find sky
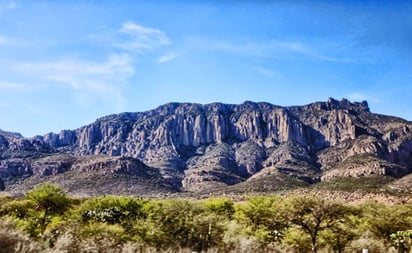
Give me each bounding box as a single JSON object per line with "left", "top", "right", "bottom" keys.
{"left": 0, "top": 0, "right": 411, "bottom": 137}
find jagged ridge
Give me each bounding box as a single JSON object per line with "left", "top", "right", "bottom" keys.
{"left": 0, "top": 98, "right": 411, "bottom": 195}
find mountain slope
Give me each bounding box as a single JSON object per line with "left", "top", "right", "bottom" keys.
{"left": 0, "top": 98, "right": 411, "bottom": 195}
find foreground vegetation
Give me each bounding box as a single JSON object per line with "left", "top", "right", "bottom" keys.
{"left": 1, "top": 183, "right": 412, "bottom": 253}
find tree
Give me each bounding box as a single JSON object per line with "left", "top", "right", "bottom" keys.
{"left": 282, "top": 227, "right": 312, "bottom": 253}
{"left": 203, "top": 197, "right": 235, "bottom": 218}
{"left": 361, "top": 201, "right": 412, "bottom": 247}
{"left": 141, "top": 199, "right": 202, "bottom": 250}
{"left": 137, "top": 198, "right": 228, "bottom": 252}
{"left": 79, "top": 196, "right": 147, "bottom": 226}
{"left": 320, "top": 215, "right": 360, "bottom": 253}
{"left": 282, "top": 195, "right": 354, "bottom": 253}
{"left": 234, "top": 196, "right": 287, "bottom": 247}
{"left": 26, "top": 183, "right": 71, "bottom": 234}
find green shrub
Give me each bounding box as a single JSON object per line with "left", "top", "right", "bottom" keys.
{"left": 26, "top": 183, "right": 71, "bottom": 215}
{"left": 203, "top": 197, "right": 235, "bottom": 218}
{"left": 234, "top": 195, "right": 286, "bottom": 246}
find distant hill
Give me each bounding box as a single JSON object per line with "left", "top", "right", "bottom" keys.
{"left": 1, "top": 98, "right": 411, "bottom": 197}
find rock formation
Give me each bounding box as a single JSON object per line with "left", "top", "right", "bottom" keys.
{"left": 0, "top": 98, "right": 411, "bottom": 195}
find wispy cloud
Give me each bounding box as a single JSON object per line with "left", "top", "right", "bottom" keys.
{"left": 5, "top": 21, "right": 172, "bottom": 110}
{"left": 116, "top": 21, "right": 171, "bottom": 52}
{"left": 348, "top": 92, "right": 367, "bottom": 101}
{"left": 2, "top": 21, "right": 172, "bottom": 111}
{"left": 348, "top": 92, "right": 379, "bottom": 103}
{"left": 158, "top": 52, "right": 180, "bottom": 63}
{"left": 276, "top": 41, "right": 348, "bottom": 62}
{"left": 16, "top": 54, "right": 134, "bottom": 84}
{"left": 211, "top": 40, "right": 352, "bottom": 63}
{"left": 13, "top": 54, "right": 135, "bottom": 110}
{"left": 254, "top": 67, "right": 284, "bottom": 79}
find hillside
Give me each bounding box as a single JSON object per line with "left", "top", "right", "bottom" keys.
{"left": 0, "top": 98, "right": 411, "bottom": 196}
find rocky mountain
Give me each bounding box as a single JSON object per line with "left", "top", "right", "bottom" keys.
{"left": 1, "top": 98, "right": 411, "bottom": 196}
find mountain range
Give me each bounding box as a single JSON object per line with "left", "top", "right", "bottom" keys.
{"left": 1, "top": 98, "right": 411, "bottom": 197}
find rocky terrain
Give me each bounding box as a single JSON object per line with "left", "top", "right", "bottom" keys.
{"left": 0, "top": 98, "right": 411, "bottom": 196}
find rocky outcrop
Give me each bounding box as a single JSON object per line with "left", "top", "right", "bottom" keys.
{"left": 31, "top": 155, "right": 76, "bottom": 176}
{"left": 43, "top": 130, "right": 77, "bottom": 148}
{"left": 71, "top": 156, "right": 152, "bottom": 176}
{"left": 0, "top": 98, "right": 411, "bottom": 194}
{"left": 0, "top": 154, "right": 155, "bottom": 178}
{"left": 0, "top": 131, "right": 54, "bottom": 159}
{"left": 0, "top": 158, "right": 31, "bottom": 178}
{"left": 321, "top": 155, "right": 409, "bottom": 180}
{"left": 0, "top": 154, "right": 177, "bottom": 196}
{"left": 182, "top": 143, "right": 243, "bottom": 191}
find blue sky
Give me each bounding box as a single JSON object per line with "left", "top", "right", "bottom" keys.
{"left": 0, "top": 1, "right": 411, "bottom": 137}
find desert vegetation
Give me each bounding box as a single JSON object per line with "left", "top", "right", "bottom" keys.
{"left": 1, "top": 183, "right": 412, "bottom": 253}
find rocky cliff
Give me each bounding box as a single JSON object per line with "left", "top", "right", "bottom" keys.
{"left": 1, "top": 98, "right": 411, "bottom": 195}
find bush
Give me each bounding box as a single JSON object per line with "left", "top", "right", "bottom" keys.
{"left": 1, "top": 191, "right": 411, "bottom": 252}
{"left": 203, "top": 197, "right": 235, "bottom": 218}
{"left": 234, "top": 195, "right": 286, "bottom": 246}
{"left": 78, "top": 196, "right": 146, "bottom": 223}
{"left": 26, "top": 183, "right": 71, "bottom": 216}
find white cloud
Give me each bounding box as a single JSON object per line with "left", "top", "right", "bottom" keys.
{"left": 280, "top": 42, "right": 352, "bottom": 63}
{"left": 116, "top": 21, "right": 171, "bottom": 51}
{"left": 13, "top": 54, "right": 134, "bottom": 110}
{"left": 348, "top": 92, "right": 380, "bottom": 103}
{"left": 158, "top": 52, "right": 180, "bottom": 63}
{"left": 17, "top": 54, "right": 133, "bottom": 82}
{"left": 2, "top": 21, "right": 171, "bottom": 111}
{"left": 210, "top": 39, "right": 351, "bottom": 63}
{"left": 254, "top": 67, "right": 285, "bottom": 79}
{"left": 348, "top": 92, "right": 367, "bottom": 101}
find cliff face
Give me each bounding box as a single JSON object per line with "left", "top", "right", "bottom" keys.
{"left": 1, "top": 98, "right": 411, "bottom": 195}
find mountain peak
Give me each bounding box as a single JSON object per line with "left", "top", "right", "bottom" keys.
{"left": 0, "top": 129, "right": 22, "bottom": 138}
{"left": 0, "top": 98, "right": 411, "bottom": 196}
{"left": 326, "top": 97, "right": 369, "bottom": 113}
